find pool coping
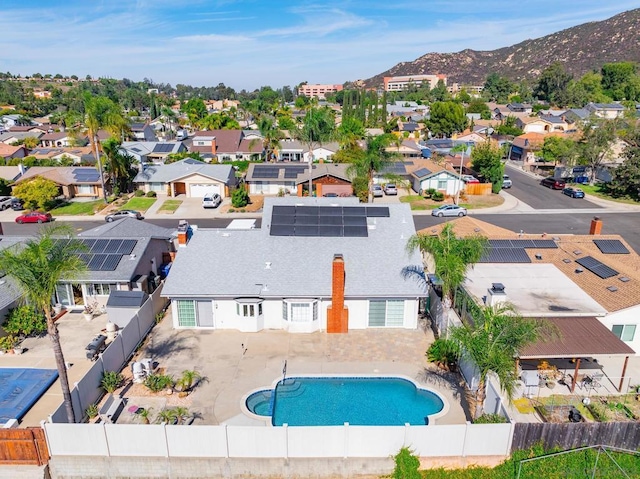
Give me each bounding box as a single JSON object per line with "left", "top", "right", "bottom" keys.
{"left": 240, "top": 373, "right": 450, "bottom": 427}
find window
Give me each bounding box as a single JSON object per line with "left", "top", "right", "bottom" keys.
{"left": 283, "top": 300, "right": 318, "bottom": 322}
{"left": 77, "top": 184, "right": 94, "bottom": 195}
{"left": 437, "top": 179, "right": 448, "bottom": 190}
{"left": 235, "top": 300, "right": 263, "bottom": 318}
{"left": 368, "top": 300, "right": 405, "bottom": 327}
{"left": 612, "top": 324, "right": 636, "bottom": 342}
{"left": 149, "top": 182, "right": 165, "bottom": 192}
{"left": 88, "top": 283, "right": 115, "bottom": 296}
{"left": 176, "top": 300, "right": 197, "bottom": 327}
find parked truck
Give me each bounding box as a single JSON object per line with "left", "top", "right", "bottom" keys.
{"left": 0, "top": 197, "right": 13, "bottom": 210}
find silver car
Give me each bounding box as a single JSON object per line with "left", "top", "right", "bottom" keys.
{"left": 384, "top": 184, "right": 398, "bottom": 195}
{"left": 105, "top": 209, "right": 144, "bottom": 222}
{"left": 431, "top": 204, "right": 467, "bottom": 217}
{"left": 371, "top": 185, "right": 383, "bottom": 197}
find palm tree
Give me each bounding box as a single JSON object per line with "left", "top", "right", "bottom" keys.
{"left": 406, "top": 223, "right": 487, "bottom": 335}
{"left": 84, "top": 94, "right": 130, "bottom": 202}
{"left": 295, "top": 107, "right": 336, "bottom": 195}
{"left": 0, "top": 225, "right": 87, "bottom": 423}
{"left": 257, "top": 117, "right": 282, "bottom": 162}
{"left": 449, "top": 303, "right": 547, "bottom": 419}
{"left": 450, "top": 143, "right": 468, "bottom": 205}
{"left": 101, "top": 138, "right": 135, "bottom": 194}
{"left": 160, "top": 106, "right": 177, "bottom": 140}
{"left": 346, "top": 133, "right": 399, "bottom": 202}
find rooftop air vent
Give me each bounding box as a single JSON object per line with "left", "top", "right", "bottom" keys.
{"left": 575, "top": 268, "right": 583, "bottom": 273}
{"left": 563, "top": 258, "right": 572, "bottom": 264}
{"left": 535, "top": 254, "right": 542, "bottom": 260}
{"left": 607, "top": 286, "right": 618, "bottom": 292}
{"left": 573, "top": 250, "right": 582, "bottom": 256}
{"left": 265, "top": 262, "right": 272, "bottom": 269}
{"left": 491, "top": 283, "right": 505, "bottom": 293}
{"left": 619, "top": 277, "right": 630, "bottom": 283}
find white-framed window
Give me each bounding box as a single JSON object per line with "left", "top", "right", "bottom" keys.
{"left": 88, "top": 283, "right": 116, "bottom": 296}
{"left": 437, "top": 179, "right": 448, "bottom": 190}
{"left": 612, "top": 324, "right": 636, "bottom": 342}
{"left": 77, "top": 184, "right": 94, "bottom": 195}
{"left": 368, "top": 300, "right": 405, "bottom": 327}
{"left": 235, "top": 299, "right": 263, "bottom": 318}
{"left": 149, "top": 182, "right": 165, "bottom": 192}
{"left": 176, "top": 300, "right": 197, "bottom": 327}
{"left": 282, "top": 300, "right": 318, "bottom": 323}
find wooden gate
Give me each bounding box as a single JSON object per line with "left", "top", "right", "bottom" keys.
{"left": 0, "top": 428, "right": 49, "bottom": 466}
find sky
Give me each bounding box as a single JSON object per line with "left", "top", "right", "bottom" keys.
{"left": 1, "top": 1, "right": 638, "bottom": 91}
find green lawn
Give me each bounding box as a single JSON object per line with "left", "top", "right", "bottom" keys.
{"left": 157, "top": 199, "right": 182, "bottom": 214}
{"left": 119, "top": 197, "right": 157, "bottom": 212}
{"left": 50, "top": 200, "right": 106, "bottom": 216}
{"left": 578, "top": 184, "right": 640, "bottom": 205}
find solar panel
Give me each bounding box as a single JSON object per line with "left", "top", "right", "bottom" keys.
{"left": 284, "top": 166, "right": 307, "bottom": 178}
{"left": 88, "top": 254, "right": 108, "bottom": 270}
{"left": 413, "top": 168, "right": 432, "bottom": 178}
{"left": 488, "top": 239, "right": 514, "bottom": 248}
{"left": 79, "top": 253, "right": 92, "bottom": 264}
{"left": 91, "top": 239, "right": 109, "bottom": 254}
{"left": 343, "top": 215, "right": 367, "bottom": 226}
{"left": 295, "top": 225, "right": 319, "bottom": 236}
{"left": 342, "top": 206, "right": 366, "bottom": 216}
{"left": 272, "top": 205, "right": 296, "bottom": 215}
{"left": 103, "top": 239, "right": 123, "bottom": 254}
{"left": 295, "top": 215, "right": 319, "bottom": 225}
{"left": 343, "top": 225, "right": 368, "bottom": 237}
{"left": 318, "top": 206, "right": 342, "bottom": 216}
{"left": 593, "top": 239, "right": 629, "bottom": 254}
{"left": 270, "top": 224, "right": 295, "bottom": 236}
{"left": 116, "top": 240, "right": 137, "bottom": 255}
{"left": 271, "top": 215, "right": 295, "bottom": 226}
{"left": 318, "top": 215, "right": 343, "bottom": 226}
{"left": 480, "top": 248, "right": 532, "bottom": 263}
{"left": 153, "top": 144, "right": 174, "bottom": 153}
{"left": 296, "top": 206, "right": 319, "bottom": 216}
{"left": 576, "top": 256, "right": 619, "bottom": 279}
{"left": 317, "top": 225, "right": 344, "bottom": 237}
{"left": 532, "top": 240, "right": 558, "bottom": 249}
{"left": 98, "top": 254, "right": 122, "bottom": 271}
{"left": 253, "top": 166, "right": 279, "bottom": 178}
{"left": 513, "top": 239, "right": 535, "bottom": 249}
{"left": 365, "top": 207, "right": 390, "bottom": 218}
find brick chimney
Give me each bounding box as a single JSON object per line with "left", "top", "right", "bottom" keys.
{"left": 589, "top": 216, "right": 602, "bottom": 235}
{"left": 327, "top": 254, "right": 349, "bottom": 333}
{"left": 211, "top": 138, "right": 217, "bottom": 155}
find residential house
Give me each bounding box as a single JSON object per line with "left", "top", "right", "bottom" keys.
{"left": 0, "top": 114, "right": 27, "bottom": 128}
{"left": 0, "top": 144, "right": 27, "bottom": 160}
{"left": 120, "top": 141, "right": 186, "bottom": 165}
{"left": 0, "top": 131, "right": 44, "bottom": 145}
{"left": 276, "top": 139, "right": 340, "bottom": 163}
{"left": 585, "top": 102, "right": 626, "bottom": 119}
{"left": 39, "top": 132, "right": 84, "bottom": 148}
{"left": 508, "top": 133, "right": 547, "bottom": 164}
{"left": 454, "top": 132, "right": 487, "bottom": 144}
{"left": 12, "top": 166, "right": 106, "bottom": 199}
{"left": 562, "top": 108, "right": 591, "bottom": 124}
{"left": 161, "top": 197, "right": 426, "bottom": 332}
{"left": 130, "top": 123, "right": 157, "bottom": 142}
{"left": 384, "top": 139, "right": 424, "bottom": 159}
{"left": 133, "top": 158, "right": 237, "bottom": 198}
{"left": 410, "top": 160, "right": 466, "bottom": 196}
{"left": 245, "top": 163, "right": 352, "bottom": 196}
{"left": 507, "top": 103, "right": 533, "bottom": 114}
{"left": 0, "top": 165, "right": 25, "bottom": 182}
{"left": 0, "top": 238, "right": 29, "bottom": 327}
{"left": 8, "top": 125, "right": 52, "bottom": 134}
{"left": 189, "top": 130, "right": 262, "bottom": 162}
{"left": 491, "top": 106, "right": 531, "bottom": 122}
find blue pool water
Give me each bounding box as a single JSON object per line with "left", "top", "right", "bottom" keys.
{"left": 245, "top": 377, "right": 444, "bottom": 426}
{"left": 0, "top": 368, "right": 59, "bottom": 424}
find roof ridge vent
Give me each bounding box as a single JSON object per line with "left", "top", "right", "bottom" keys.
{"left": 265, "top": 262, "right": 272, "bottom": 269}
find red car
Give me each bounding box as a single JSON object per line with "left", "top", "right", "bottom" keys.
{"left": 15, "top": 211, "right": 53, "bottom": 224}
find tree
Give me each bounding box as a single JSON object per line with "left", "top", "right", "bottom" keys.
{"left": 427, "top": 102, "right": 467, "bottom": 137}
{"left": 471, "top": 142, "right": 504, "bottom": 193}
{"left": 577, "top": 119, "right": 616, "bottom": 184}
{"left": 13, "top": 177, "right": 59, "bottom": 210}
{"left": 346, "top": 134, "right": 398, "bottom": 202}
{"left": 231, "top": 187, "right": 250, "bottom": 208}
{"left": 534, "top": 62, "right": 572, "bottom": 105}
{"left": 540, "top": 135, "right": 577, "bottom": 166}
{"left": 84, "top": 93, "right": 129, "bottom": 202}
{"left": 181, "top": 98, "right": 207, "bottom": 126}
{"left": 101, "top": 138, "right": 135, "bottom": 194}
{"left": 450, "top": 303, "right": 546, "bottom": 419}
{"left": 295, "top": 107, "right": 336, "bottom": 195}
{"left": 601, "top": 62, "right": 637, "bottom": 100}
{"left": 608, "top": 131, "right": 640, "bottom": 200}
{"left": 256, "top": 116, "right": 282, "bottom": 162}
{"left": 0, "top": 225, "right": 87, "bottom": 423}
{"left": 406, "top": 223, "right": 487, "bottom": 336}
{"left": 482, "top": 73, "right": 513, "bottom": 103}
{"left": 337, "top": 116, "right": 365, "bottom": 149}
{"left": 494, "top": 116, "right": 523, "bottom": 136}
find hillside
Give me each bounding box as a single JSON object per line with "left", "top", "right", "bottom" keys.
{"left": 364, "top": 8, "right": 640, "bottom": 87}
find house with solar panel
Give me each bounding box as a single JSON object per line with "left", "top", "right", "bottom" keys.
{"left": 120, "top": 141, "right": 186, "bottom": 165}
{"left": 161, "top": 197, "right": 426, "bottom": 332}
{"left": 410, "top": 163, "right": 465, "bottom": 196}
{"left": 133, "top": 158, "right": 237, "bottom": 198}
{"left": 245, "top": 163, "right": 352, "bottom": 197}
{"left": 11, "top": 166, "right": 106, "bottom": 199}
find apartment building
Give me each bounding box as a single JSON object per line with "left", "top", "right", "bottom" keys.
{"left": 383, "top": 74, "right": 447, "bottom": 91}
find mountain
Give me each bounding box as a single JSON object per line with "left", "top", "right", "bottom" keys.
{"left": 363, "top": 8, "right": 640, "bottom": 87}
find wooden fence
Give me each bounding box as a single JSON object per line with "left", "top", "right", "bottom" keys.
{"left": 0, "top": 428, "right": 49, "bottom": 466}
{"left": 511, "top": 422, "right": 640, "bottom": 452}
{"left": 464, "top": 183, "right": 492, "bottom": 196}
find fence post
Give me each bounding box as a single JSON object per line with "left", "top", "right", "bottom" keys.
{"left": 462, "top": 421, "right": 471, "bottom": 457}
{"left": 506, "top": 420, "right": 516, "bottom": 455}
{"left": 224, "top": 424, "right": 229, "bottom": 458}
{"left": 343, "top": 423, "right": 349, "bottom": 459}
{"left": 283, "top": 423, "right": 288, "bottom": 459}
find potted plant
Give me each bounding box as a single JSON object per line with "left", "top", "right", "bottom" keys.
{"left": 0, "top": 335, "right": 19, "bottom": 354}
{"left": 176, "top": 370, "right": 203, "bottom": 396}
{"left": 83, "top": 305, "right": 94, "bottom": 321}
{"left": 100, "top": 371, "right": 124, "bottom": 395}
{"left": 86, "top": 403, "right": 99, "bottom": 421}
{"left": 53, "top": 303, "right": 63, "bottom": 315}
{"left": 157, "top": 408, "right": 177, "bottom": 425}
{"left": 138, "top": 407, "right": 153, "bottom": 425}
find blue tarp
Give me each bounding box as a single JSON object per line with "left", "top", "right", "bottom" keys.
{"left": 0, "top": 368, "right": 58, "bottom": 424}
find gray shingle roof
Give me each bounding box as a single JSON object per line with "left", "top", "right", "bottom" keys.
{"left": 78, "top": 217, "right": 175, "bottom": 239}
{"left": 162, "top": 197, "right": 426, "bottom": 299}
{"left": 133, "top": 159, "right": 234, "bottom": 184}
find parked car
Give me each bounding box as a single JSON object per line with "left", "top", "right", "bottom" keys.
{"left": 105, "top": 209, "right": 143, "bottom": 222}
{"left": 323, "top": 192, "right": 339, "bottom": 197}
{"left": 431, "top": 204, "right": 467, "bottom": 217}
{"left": 501, "top": 175, "right": 512, "bottom": 189}
{"left": 0, "top": 197, "right": 13, "bottom": 210}
{"left": 15, "top": 211, "right": 52, "bottom": 224}
{"left": 202, "top": 193, "right": 222, "bottom": 208}
{"left": 383, "top": 184, "right": 398, "bottom": 195}
{"left": 11, "top": 198, "right": 24, "bottom": 211}
{"left": 541, "top": 177, "right": 566, "bottom": 190}
{"left": 371, "top": 184, "right": 383, "bottom": 197}
{"left": 562, "top": 187, "right": 585, "bottom": 198}
{"left": 462, "top": 175, "right": 479, "bottom": 183}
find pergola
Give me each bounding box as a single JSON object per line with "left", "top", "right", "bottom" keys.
{"left": 518, "top": 317, "right": 635, "bottom": 393}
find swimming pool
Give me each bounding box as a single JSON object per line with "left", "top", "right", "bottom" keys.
{"left": 0, "top": 368, "right": 59, "bottom": 424}
{"left": 244, "top": 376, "right": 446, "bottom": 426}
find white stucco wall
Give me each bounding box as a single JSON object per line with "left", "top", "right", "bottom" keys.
{"left": 416, "top": 172, "right": 462, "bottom": 196}
{"left": 599, "top": 305, "right": 640, "bottom": 356}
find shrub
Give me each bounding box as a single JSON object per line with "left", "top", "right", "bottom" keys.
{"left": 145, "top": 191, "right": 157, "bottom": 198}
{"left": 177, "top": 370, "right": 203, "bottom": 392}
{"left": 423, "top": 188, "right": 436, "bottom": 198}
{"left": 392, "top": 447, "right": 421, "bottom": 479}
{"left": 101, "top": 371, "right": 124, "bottom": 394}
{"left": 474, "top": 413, "right": 508, "bottom": 424}
{"left": 0, "top": 335, "right": 19, "bottom": 352}
{"left": 431, "top": 191, "right": 445, "bottom": 201}
{"left": 144, "top": 373, "right": 174, "bottom": 393}
{"left": 426, "top": 338, "right": 460, "bottom": 371}
{"left": 3, "top": 306, "right": 46, "bottom": 337}
{"left": 134, "top": 189, "right": 145, "bottom": 197}
{"left": 231, "top": 187, "right": 250, "bottom": 208}
{"left": 85, "top": 403, "right": 99, "bottom": 419}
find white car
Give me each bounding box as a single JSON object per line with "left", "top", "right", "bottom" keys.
{"left": 202, "top": 193, "right": 222, "bottom": 208}
{"left": 431, "top": 204, "right": 467, "bottom": 217}
{"left": 371, "top": 185, "right": 383, "bottom": 197}
{"left": 384, "top": 184, "right": 398, "bottom": 195}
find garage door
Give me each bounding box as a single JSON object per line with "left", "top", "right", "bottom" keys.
{"left": 190, "top": 183, "right": 221, "bottom": 198}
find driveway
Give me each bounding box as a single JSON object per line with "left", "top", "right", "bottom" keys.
{"left": 504, "top": 165, "right": 600, "bottom": 210}
{"left": 130, "top": 314, "right": 470, "bottom": 426}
